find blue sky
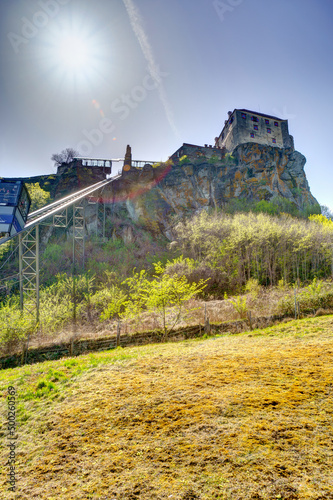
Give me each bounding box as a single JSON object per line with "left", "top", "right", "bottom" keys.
{"left": 0, "top": 0, "right": 332, "bottom": 210}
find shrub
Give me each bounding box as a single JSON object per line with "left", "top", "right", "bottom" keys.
{"left": 245, "top": 278, "right": 261, "bottom": 299}
{"left": 96, "top": 286, "right": 128, "bottom": 320}
{"left": 278, "top": 280, "right": 333, "bottom": 316}
{"left": 179, "top": 155, "right": 190, "bottom": 165}
{"left": 0, "top": 299, "right": 37, "bottom": 354}
{"left": 229, "top": 296, "right": 248, "bottom": 319}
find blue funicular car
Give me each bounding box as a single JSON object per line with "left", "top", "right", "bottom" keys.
{"left": 0, "top": 180, "right": 31, "bottom": 238}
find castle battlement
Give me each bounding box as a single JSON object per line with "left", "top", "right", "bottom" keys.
{"left": 215, "top": 109, "right": 294, "bottom": 153}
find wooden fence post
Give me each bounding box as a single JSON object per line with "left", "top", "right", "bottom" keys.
{"left": 116, "top": 320, "right": 121, "bottom": 347}
{"left": 247, "top": 310, "right": 253, "bottom": 330}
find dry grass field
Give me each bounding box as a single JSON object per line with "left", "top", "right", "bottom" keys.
{"left": 1, "top": 315, "right": 333, "bottom": 499}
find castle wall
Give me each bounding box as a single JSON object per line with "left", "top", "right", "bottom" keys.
{"left": 215, "top": 109, "right": 294, "bottom": 152}
{"left": 57, "top": 159, "right": 111, "bottom": 177}
{"left": 281, "top": 122, "right": 294, "bottom": 149}
{"left": 170, "top": 143, "right": 225, "bottom": 163}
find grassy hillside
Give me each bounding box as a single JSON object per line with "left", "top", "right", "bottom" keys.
{"left": 1, "top": 207, "right": 333, "bottom": 355}
{"left": 1, "top": 315, "right": 333, "bottom": 499}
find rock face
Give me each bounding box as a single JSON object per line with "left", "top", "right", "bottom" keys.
{"left": 6, "top": 143, "right": 319, "bottom": 243}
{"left": 101, "top": 143, "right": 319, "bottom": 239}
{"left": 231, "top": 143, "right": 317, "bottom": 205}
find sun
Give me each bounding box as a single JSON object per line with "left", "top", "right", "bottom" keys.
{"left": 56, "top": 35, "right": 90, "bottom": 71}
{"left": 38, "top": 24, "right": 110, "bottom": 89}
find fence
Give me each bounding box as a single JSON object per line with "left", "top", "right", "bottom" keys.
{"left": 0, "top": 313, "right": 288, "bottom": 370}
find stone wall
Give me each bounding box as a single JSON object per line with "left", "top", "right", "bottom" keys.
{"left": 170, "top": 143, "right": 225, "bottom": 164}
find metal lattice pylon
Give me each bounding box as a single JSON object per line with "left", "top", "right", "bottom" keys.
{"left": 73, "top": 200, "right": 85, "bottom": 271}
{"left": 19, "top": 225, "right": 40, "bottom": 323}
{"left": 97, "top": 198, "right": 106, "bottom": 239}
{"left": 53, "top": 207, "right": 68, "bottom": 227}
{"left": 87, "top": 191, "right": 106, "bottom": 240}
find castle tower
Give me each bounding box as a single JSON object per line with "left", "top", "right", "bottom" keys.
{"left": 215, "top": 109, "right": 294, "bottom": 153}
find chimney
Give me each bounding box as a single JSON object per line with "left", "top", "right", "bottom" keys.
{"left": 123, "top": 144, "right": 132, "bottom": 172}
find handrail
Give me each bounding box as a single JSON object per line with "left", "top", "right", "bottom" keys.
{"left": 27, "top": 179, "right": 109, "bottom": 219}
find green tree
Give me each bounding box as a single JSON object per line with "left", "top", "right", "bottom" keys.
{"left": 122, "top": 261, "right": 207, "bottom": 336}
{"left": 98, "top": 285, "right": 128, "bottom": 321}
{"left": 174, "top": 210, "right": 333, "bottom": 290}
{"left": 27, "top": 183, "right": 51, "bottom": 212}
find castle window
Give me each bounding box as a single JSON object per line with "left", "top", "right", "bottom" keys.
{"left": 265, "top": 119, "right": 269, "bottom": 125}
{"left": 222, "top": 133, "right": 224, "bottom": 139}
{"left": 267, "top": 128, "right": 271, "bottom": 133}
{"left": 254, "top": 125, "right": 258, "bottom": 130}
{"left": 229, "top": 116, "right": 234, "bottom": 124}
{"left": 250, "top": 133, "right": 254, "bottom": 138}
{"left": 272, "top": 138, "right": 276, "bottom": 143}
{"left": 241, "top": 113, "right": 246, "bottom": 119}
{"left": 274, "top": 121, "right": 278, "bottom": 127}
{"left": 251, "top": 116, "right": 258, "bottom": 122}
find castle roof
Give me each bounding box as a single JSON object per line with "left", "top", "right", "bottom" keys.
{"left": 236, "top": 109, "right": 285, "bottom": 122}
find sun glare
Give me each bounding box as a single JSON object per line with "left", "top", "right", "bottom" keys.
{"left": 57, "top": 35, "right": 90, "bottom": 70}
{"left": 39, "top": 23, "right": 110, "bottom": 89}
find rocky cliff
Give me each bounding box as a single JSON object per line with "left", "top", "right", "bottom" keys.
{"left": 99, "top": 143, "right": 319, "bottom": 240}
{"left": 6, "top": 143, "right": 319, "bottom": 243}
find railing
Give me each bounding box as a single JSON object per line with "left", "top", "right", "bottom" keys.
{"left": 82, "top": 159, "right": 111, "bottom": 167}
{"left": 73, "top": 157, "right": 115, "bottom": 168}
{"left": 73, "top": 158, "right": 158, "bottom": 169}
{"left": 131, "top": 160, "right": 157, "bottom": 168}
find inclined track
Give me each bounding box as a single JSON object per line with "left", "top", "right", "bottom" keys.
{"left": 0, "top": 175, "right": 120, "bottom": 245}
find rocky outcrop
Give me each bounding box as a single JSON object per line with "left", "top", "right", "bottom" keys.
{"left": 6, "top": 143, "right": 319, "bottom": 244}
{"left": 231, "top": 143, "right": 317, "bottom": 206}
{"left": 100, "top": 143, "right": 319, "bottom": 239}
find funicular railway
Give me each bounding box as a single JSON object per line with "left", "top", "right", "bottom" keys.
{"left": 0, "top": 148, "right": 158, "bottom": 328}
{"left": 0, "top": 165, "right": 123, "bottom": 325}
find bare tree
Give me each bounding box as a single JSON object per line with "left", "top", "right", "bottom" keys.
{"left": 51, "top": 148, "right": 80, "bottom": 167}
{"left": 320, "top": 205, "right": 333, "bottom": 220}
